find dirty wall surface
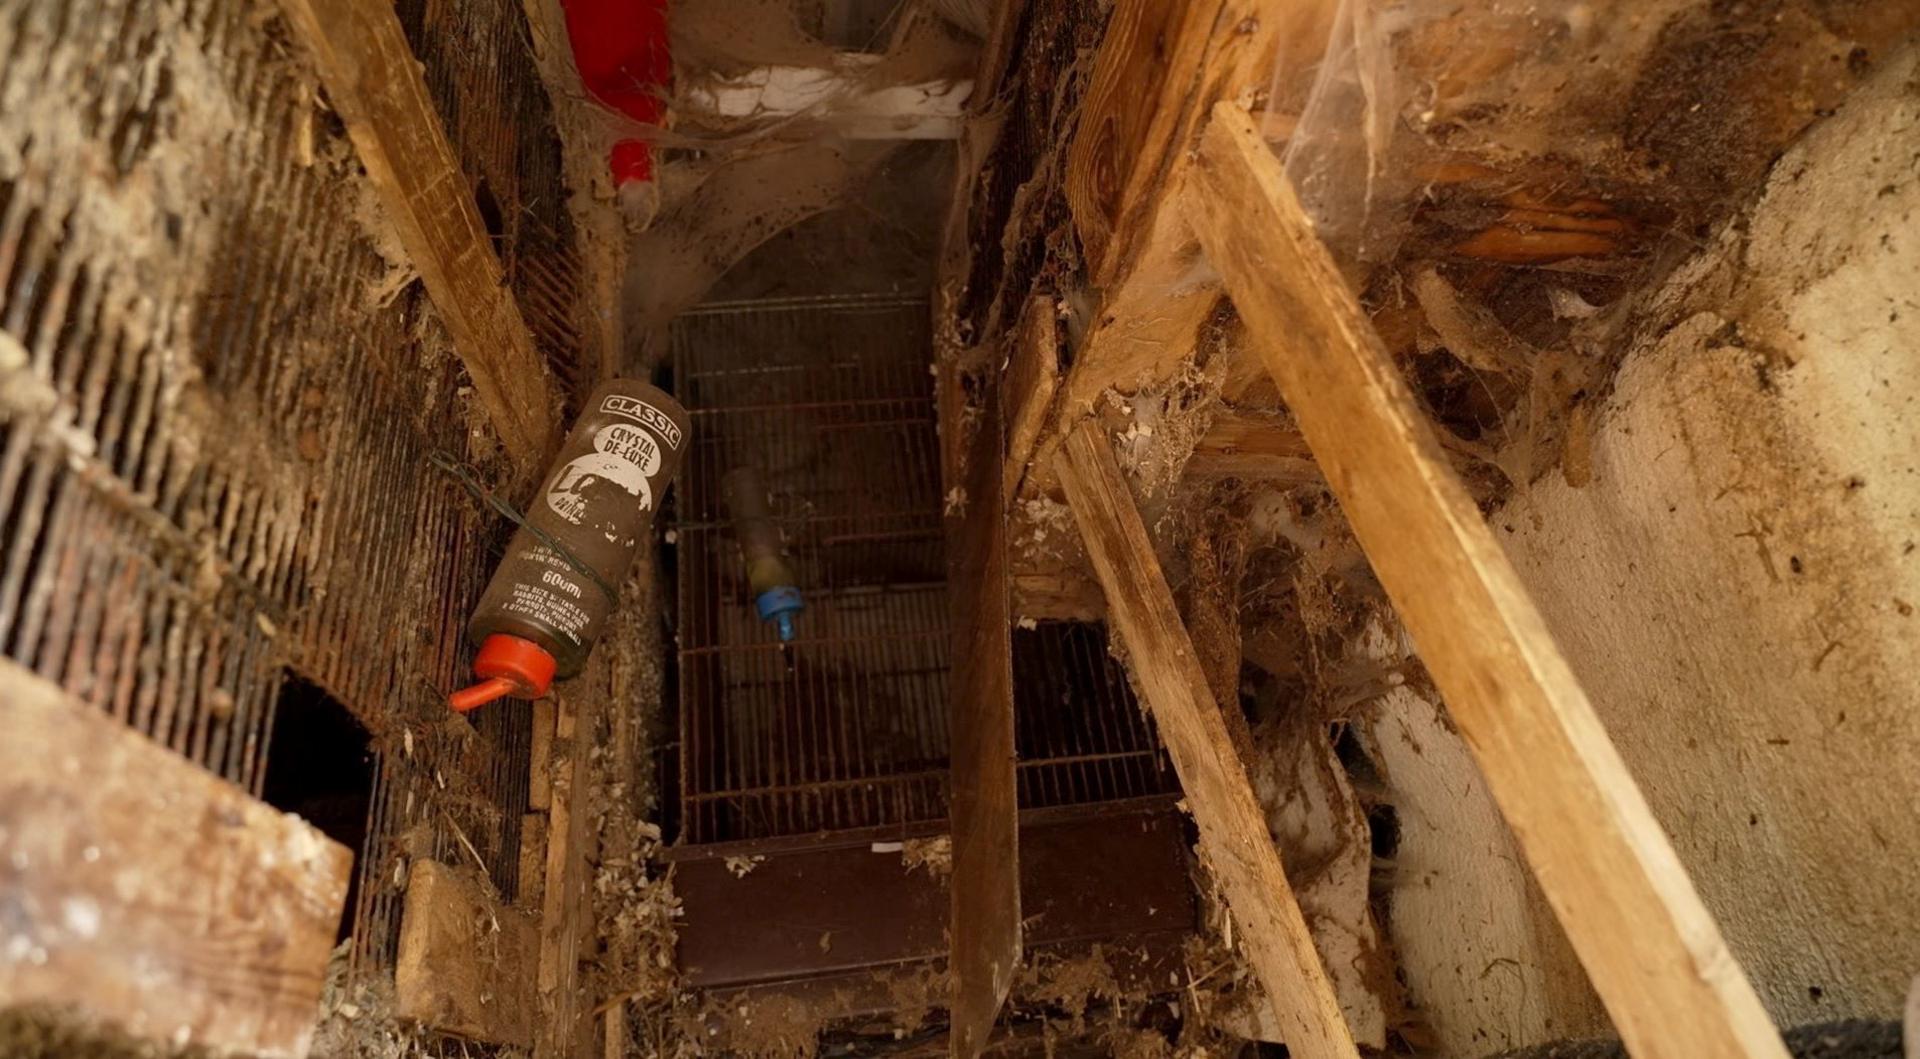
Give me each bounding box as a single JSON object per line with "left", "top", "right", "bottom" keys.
{"left": 1382, "top": 45, "right": 1920, "bottom": 1055}
{"left": 0, "top": 0, "right": 580, "bottom": 992}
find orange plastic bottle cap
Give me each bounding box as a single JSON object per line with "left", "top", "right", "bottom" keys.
{"left": 449, "top": 633, "right": 557, "bottom": 712}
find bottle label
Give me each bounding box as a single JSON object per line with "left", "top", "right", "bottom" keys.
{"left": 600, "top": 394, "right": 684, "bottom": 449}
{"left": 497, "top": 549, "right": 592, "bottom": 647}
{"left": 545, "top": 421, "right": 668, "bottom": 524}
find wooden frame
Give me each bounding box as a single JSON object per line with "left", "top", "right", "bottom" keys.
{"left": 279, "top": 0, "right": 557, "bottom": 465}
{"left": 1056, "top": 421, "right": 1358, "bottom": 1059}
{"left": 947, "top": 379, "right": 1020, "bottom": 1056}
{"left": 1179, "top": 101, "right": 1789, "bottom": 1059}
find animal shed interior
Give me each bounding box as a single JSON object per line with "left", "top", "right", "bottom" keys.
{"left": 1, "top": 0, "right": 1918, "bottom": 1058}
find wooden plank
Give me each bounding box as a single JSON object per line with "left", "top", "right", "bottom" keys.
{"left": 1003, "top": 294, "right": 1059, "bottom": 499}
{"left": 518, "top": 812, "right": 549, "bottom": 912}
{"left": 1011, "top": 408, "right": 1313, "bottom": 621}
{"left": 1054, "top": 422, "right": 1357, "bottom": 1059}
{"left": 396, "top": 858, "right": 540, "bottom": 1046}
{"left": 947, "top": 378, "right": 1020, "bottom": 1057}
{"left": 1021, "top": 203, "right": 1218, "bottom": 499}
{"left": 1010, "top": 567, "right": 1105, "bottom": 622}
{"left": 1015, "top": 0, "right": 1332, "bottom": 499}
{"left": 0, "top": 658, "right": 352, "bottom": 1058}
{"left": 1066, "top": 0, "right": 1334, "bottom": 288}
{"left": 1184, "top": 101, "right": 1791, "bottom": 1059}
{"left": 1187, "top": 409, "right": 1320, "bottom": 483}
{"left": 535, "top": 691, "right": 594, "bottom": 1059}
{"left": 1068, "top": 0, "right": 1243, "bottom": 285}
{"left": 278, "top": 0, "right": 555, "bottom": 463}
{"left": 529, "top": 699, "right": 556, "bottom": 811}
{"left": 604, "top": 998, "right": 628, "bottom": 1059}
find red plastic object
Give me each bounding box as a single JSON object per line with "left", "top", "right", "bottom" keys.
{"left": 449, "top": 633, "right": 558, "bottom": 712}
{"left": 561, "top": 0, "right": 671, "bottom": 184}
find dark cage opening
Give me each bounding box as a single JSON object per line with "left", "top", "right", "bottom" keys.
{"left": 261, "top": 674, "right": 376, "bottom": 942}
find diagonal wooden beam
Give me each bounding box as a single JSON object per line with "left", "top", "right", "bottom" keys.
{"left": 1183, "top": 101, "right": 1790, "bottom": 1059}
{"left": 1056, "top": 420, "right": 1358, "bottom": 1059}
{"left": 1020, "top": 0, "right": 1330, "bottom": 501}
{"left": 1066, "top": 0, "right": 1308, "bottom": 288}
{"left": 280, "top": 0, "right": 557, "bottom": 465}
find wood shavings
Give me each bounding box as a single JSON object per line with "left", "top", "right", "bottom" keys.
{"left": 899, "top": 835, "right": 952, "bottom": 876}
{"left": 723, "top": 855, "right": 766, "bottom": 878}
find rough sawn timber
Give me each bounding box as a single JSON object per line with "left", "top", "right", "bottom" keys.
{"left": 1183, "top": 101, "right": 1791, "bottom": 1059}
{"left": 0, "top": 658, "right": 352, "bottom": 1058}
{"left": 1055, "top": 421, "right": 1359, "bottom": 1059}
{"left": 947, "top": 372, "right": 1020, "bottom": 1057}
{"left": 278, "top": 0, "right": 557, "bottom": 465}
{"left": 1021, "top": 0, "right": 1329, "bottom": 501}
{"left": 396, "top": 858, "right": 540, "bottom": 1046}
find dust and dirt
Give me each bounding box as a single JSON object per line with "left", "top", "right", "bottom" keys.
{"left": 900, "top": 834, "right": 953, "bottom": 877}
{"left": 1116, "top": 364, "right": 1225, "bottom": 490}
{"left": 0, "top": 1007, "right": 219, "bottom": 1059}
{"left": 350, "top": 179, "right": 421, "bottom": 310}
{"left": 584, "top": 747, "right": 682, "bottom": 1014}
{"left": 308, "top": 943, "right": 465, "bottom": 1059}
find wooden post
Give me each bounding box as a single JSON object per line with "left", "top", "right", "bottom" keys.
{"left": 0, "top": 659, "right": 353, "bottom": 1058}
{"left": 947, "top": 378, "right": 1020, "bottom": 1057}
{"left": 1183, "top": 101, "right": 1790, "bottom": 1059}
{"left": 278, "top": 0, "right": 556, "bottom": 464}
{"left": 396, "top": 858, "right": 540, "bottom": 1046}
{"left": 1002, "top": 295, "right": 1060, "bottom": 500}
{"left": 535, "top": 692, "right": 594, "bottom": 1059}
{"left": 1055, "top": 421, "right": 1358, "bottom": 1059}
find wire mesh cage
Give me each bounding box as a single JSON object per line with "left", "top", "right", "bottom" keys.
{"left": 0, "top": 0, "right": 562, "bottom": 990}
{"left": 668, "top": 295, "right": 1175, "bottom": 846}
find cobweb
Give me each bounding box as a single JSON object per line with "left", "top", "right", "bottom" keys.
{"left": 608, "top": 0, "right": 980, "bottom": 364}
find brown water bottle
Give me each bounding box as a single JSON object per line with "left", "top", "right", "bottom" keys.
{"left": 449, "top": 379, "right": 690, "bottom": 711}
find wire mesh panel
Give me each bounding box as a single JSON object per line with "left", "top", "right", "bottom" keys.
{"left": 671, "top": 295, "right": 950, "bottom": 843}
{"left": 0, "top": 0, "right": 555, "bottom": 986}
{"left": 1013, "top": 623, "right": 1178, "bottom": 809}
{"left": 668, "top": 295, "right": 1177, "bottom": 846}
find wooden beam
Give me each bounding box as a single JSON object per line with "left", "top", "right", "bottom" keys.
{"left": 1011, "top": 567, "right": 1105, "bottom": 622}
{"left": 517, "top": 812, "right": 549, "bottom": 912}
{"left": 0, "top": 659, "right": 352, "bottom": 1058}
{"left": 1055, "top": 421, "right": 1357, "bottom": 1059}
{"left": 1009, "top": 408, "right": 1313, "bottom": 622}
{"left": 529, "top": 699, "right": 556, "bottom": 812}
{"left": 947, "top": 377, "right": 1020, "bottom": 1057}
{"left": 1187, "top": 409, "right": 1320, "bottom": 484}
{"left": 1003, "top": 295, "right": 1060, "bottom": 499}
{"left": 280, "top": 0, "right": 556, "bottom": 464}
{"left": 535, "top": 690, "right": 593, "bottom": 1059}
{"left": 1184, "top": 101, "right": 1790, "bottom": 1059}
{"left": 1016, "top": 0, "right": 1334, "bottom": 500}
{"left": 397, "top": 858, "right": 540, "bottom": 1046}
{"left": 1066, "top": 0, "right": 1289, "bottom": 286}
{"left": 1029, "top": 203, "right": 1219, "bottom": 496}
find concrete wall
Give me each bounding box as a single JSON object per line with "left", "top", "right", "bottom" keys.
{"left": 1379, "top": 44, "right": 1920, "bottom": 1054}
